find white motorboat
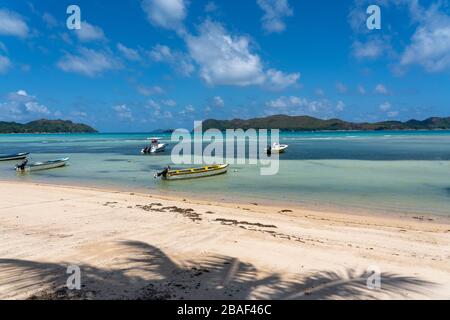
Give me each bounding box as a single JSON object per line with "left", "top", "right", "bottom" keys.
{"left": 141, "top": 138, "right": 167, "bottom": 154}
{"left": 265, "top": 143, "right": 288, "bottom": 154}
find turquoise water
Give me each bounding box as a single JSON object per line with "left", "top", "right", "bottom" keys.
{"left": 1, "top": 131, "right": 450, "bottom": 217}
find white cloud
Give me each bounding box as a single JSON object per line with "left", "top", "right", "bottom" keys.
{"left": 265, "top": 69, "right": 300, "bottom": 90}
{"left": 387, "top": 110, "right": 399, "bottom": 117}
{"left": 265, "top": 95, "right": 339, "bottom": 117}
{"left": 57, "top": 48, "right": 120, "bottom": 77}
{"left": 0, "top": 55, "right": 11, "bottom": 74}
{"left": 352, "top": 38, "right": 389, "bottom": 59}
{"left": 379, "top": 102, "right": 391, "bottom": 111}
{"left": 400, "top": 5, "right": 450, "bottom": 72}
{"left": 141, "top": 0, "right": 187, "bottom": 32}
{"left": 70, "top": 111, "right": 88, "bottom": 118}
{"left": 112, "top": 104, "right": 133, "bottom": 121}
{"left": 42, "top": 12, "right": 58, "bottom": 28}
{"left": 75, "top": 21, "right": 106, "bottom": 42}
{"left": 212, "top": 96, "right": 224, "bottom": 108}
{"left": 185, "top": 104, "right": 195, "bottom": 112}
{"left": 180, "top": 104, "right": 195, "bottom": 116}
{"left": 162, "top": 99, "right": 177, "bottom": 107}
{"left": 266, "top": 96, "right": 306, "bottom": 108}
{"left": 137, "top": 85, "right": 164, "bottom": 96}
{"left": 336, "top": 101, "right": 345, "bottom": 112}
{"left": 315, "top": 88, "right": 325, "bottom": 97}
{"left": 117, "top": 43, "right": 141, "bottom": 61}
{"left": 0, "top": 90, "right": 50, "bottom": 121}
{"left": 151, "top": 104, "right": 173, "bottom": 119}
{"left": 257, "top": 0, "right": 293, "bottom": 34}
{"left": 186, "top": 20, "right": 265, "bottom": 86}
{"left": 0, "top": 9, "right": 29, "bottom": 38}
{"left": 24, "top": 101, "right": 50, "bottom": 114}
{"left": 186, "top": 20, "right": 298, "bottom": 88}
{"left": 149, "top": 44, "right": 194, "bottom": 76}
{"left": 357, "top": 84, "right": 366, "bottom": 95}
{"left": 336, "top": 82, "right": 348, "bottom": 93}
{"left": 349, "top": 1, "right": 450, "bottom": 73}
{"left": 374, "top": 84, "right": 389, "bottom": 95}
{"left": 205, "top": 2, "right": 218, "bottom": 13}
{"left": 146, "top": 99, "right": 161, "bottom": 110}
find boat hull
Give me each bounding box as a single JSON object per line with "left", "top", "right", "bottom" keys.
{"left": 272, "top": 145, "right": 288, "bottom": 153}
{"left": 0, "top": 153, "right": 29, "bottom": 161}
{"left": 17, "top": 158, "right": 69, "bottom": 172}
{"left": 265, "top": 145, "right": 288, "bottom": 154}
{"left": 163, "top": 164, "right": 229, "bottom": 180}
{"left": 141, "top": 144, "right": 167, "bottom": 154}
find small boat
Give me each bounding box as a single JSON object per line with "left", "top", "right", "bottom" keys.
{"left": 155, "top": 164, "right": 229, "bottom": 180}
{"left": 0, "top": 152, "right": 29, "bottom": 161}
{"left": 141, "top": 138, "right": 167, "bottom": 154}
{"left": 16, "top": 158, "right": 69, "bottom": 172}
{"left": 265, "top": 143, "right": 288, "bottom": 154}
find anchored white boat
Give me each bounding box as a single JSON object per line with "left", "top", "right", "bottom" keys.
{"left": 155, "top": 164, "right": 229, "bottom": 180}
{"left": 141, "top": 138, "right": 167, "bottom": 154}
{"left": 266, "top": 143, "right": 288, "bottom": 154}
{"left": 16, "top": 158, "right": 69, "bottom": 172}
{"left": 0, "top": 152, "right": 29, "bottom": 161}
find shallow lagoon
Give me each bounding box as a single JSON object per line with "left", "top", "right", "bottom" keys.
{"left": 1, "top": 131, "right": 449, "bottom": 217}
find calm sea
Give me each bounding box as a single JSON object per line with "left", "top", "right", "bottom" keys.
{"left": 1, "top": 131, "right": 450, "bottom": 217}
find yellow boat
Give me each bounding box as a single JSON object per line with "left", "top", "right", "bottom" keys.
{"left": 155, "top": 164, "right": 229, "bottom": 180}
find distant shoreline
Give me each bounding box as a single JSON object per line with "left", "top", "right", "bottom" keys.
{"left": 2, "top": 128, "right": 450, "bottom": 135}
{"left": 202, "top": 115, "right": 450, "bottom": 131}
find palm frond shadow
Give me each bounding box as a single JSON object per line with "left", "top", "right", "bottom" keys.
{"left": 0, "top": 240, "right": 434, "bottom": 300}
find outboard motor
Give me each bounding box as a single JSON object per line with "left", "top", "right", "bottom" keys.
{"left": 155, "top": 166, "right": 171, "bottom": 179}
{"left": 16, "top": 159, "right": 28, "bottom": 171}
{"left": 267, "top": 145, "right": 272, "bottom": 157}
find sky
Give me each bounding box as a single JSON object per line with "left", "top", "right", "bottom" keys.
{"left": 0, "top": 0, "right": 449, "bottom": 132}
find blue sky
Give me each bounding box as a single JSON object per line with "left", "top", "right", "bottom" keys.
{"left": 0, "top": 0, "right": 449, "bottom": 132}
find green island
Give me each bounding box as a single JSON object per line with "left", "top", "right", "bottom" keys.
{"left": 0, "top": 119, "right": 97, "bottom": 134}
{"left": 202, "top": 115, "right": 450, "bottom": 131}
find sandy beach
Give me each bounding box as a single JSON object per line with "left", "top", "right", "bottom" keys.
{"left": 0, "top": 180, "right": 449, "bottom": 300}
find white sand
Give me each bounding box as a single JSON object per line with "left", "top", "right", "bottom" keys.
{"left": 0, "top": 181, "right": 449, "bottom": 300}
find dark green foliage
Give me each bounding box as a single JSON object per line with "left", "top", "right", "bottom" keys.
{"left": 202, "top": 115, "right": 450, "bottom": 131}
{"left": 0, "top": 119, "right": 97, "bottom": 134}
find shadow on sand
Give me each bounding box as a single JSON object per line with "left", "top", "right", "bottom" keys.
{"left": 0, "top": 240, "right": 434, "bottom": 300}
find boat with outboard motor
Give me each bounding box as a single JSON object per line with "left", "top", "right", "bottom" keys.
{"left": 15, "top": 158, "right": 69, "bottom": 172}
{"left": 265, "top": 143, "right": 288, "bottom": 155}
{"left": 155, "top": 164, "right": 229, "bottom": 180}
{"left": 141, "top": 138, "right": 167, "bottom": 154}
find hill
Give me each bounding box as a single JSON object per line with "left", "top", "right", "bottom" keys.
{"left": 202, "top": 115, "right": 450, "bottom": 131}
{"left": 0, "top": 119, "right": 97, "bottom": 134}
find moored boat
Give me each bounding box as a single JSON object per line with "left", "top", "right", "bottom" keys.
{"left": 141, "top": 138, "right": 167, "bottom": 154}
{"left": 265, "top": 143, "right": 288, "bottom": 154}
{"left": 155, "top": 164, "right": 229, "bottom": 180}
{"left": 16, "top": 157, "right": 69, "bottom": 172}
{"left": 0, "top": 152, "right": 29, "bottom": 161}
